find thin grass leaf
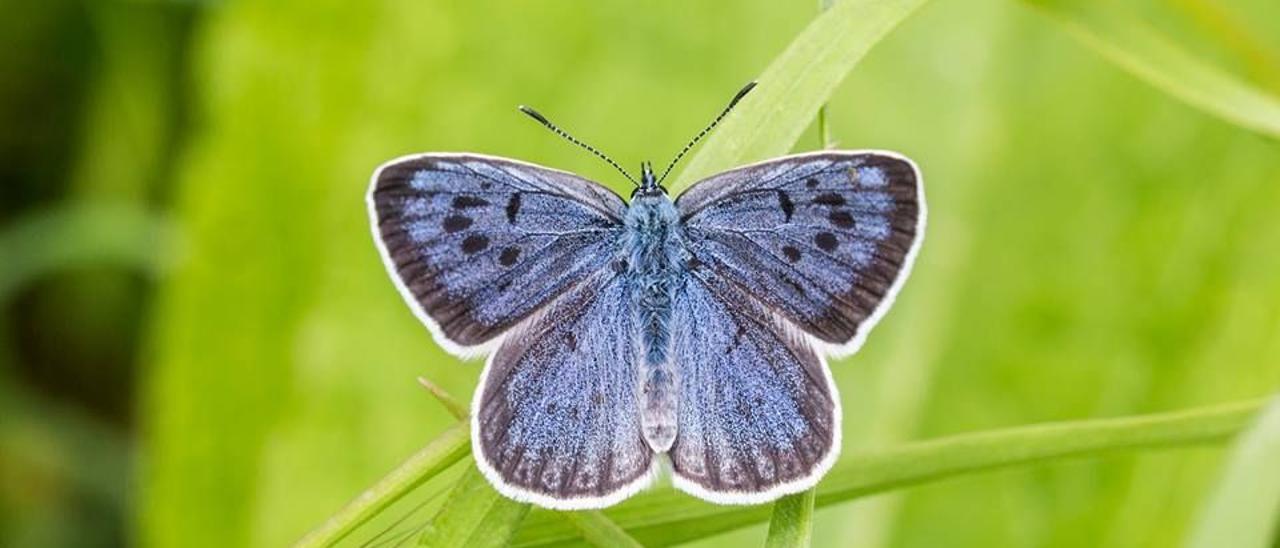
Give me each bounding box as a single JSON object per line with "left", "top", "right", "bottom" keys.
{"left": 670, "top": 0, "right": 930, "bottom": 191}
{"left": 764, "top": 489, "right": 817, "bottom": 548}
{"left": 0, "top": 204, "right": 172, "bottom": 301}
{"left": 559, "top": 511, "right": 645, "bottom": 548}
{"left": 295, "top": 421, "right": 471, "bottom": 548}
{"left": 1030, "top": 1, "right": 1280, "bottom": 140}
{"left": 418, "top": 464, "right": 531, "bottom": 547}
{"left": 815, "top": 0, "right": 837, "bottom": 151}
{"left": 512, "top": 398, "right": 1266, "bottom": 547}
{"left": 416, "top": 377, "right": 469, "bottom": 420}
{"left": 362, "top": 483, "right": 451, "bottom": 548}
{"left": 1185, "top": 395, "right": 1280, "bottom": 548}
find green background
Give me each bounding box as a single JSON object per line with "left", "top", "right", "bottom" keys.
{"left": 2, "top": 0, "right": 1278, "bottom": 546}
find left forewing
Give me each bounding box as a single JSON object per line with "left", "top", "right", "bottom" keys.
{"left": 368, "top": 153, "right": 626, "bottom": 356}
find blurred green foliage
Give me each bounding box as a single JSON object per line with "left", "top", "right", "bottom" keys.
{"left": 2, "top": 0, "right": 1278, "bottom": 546}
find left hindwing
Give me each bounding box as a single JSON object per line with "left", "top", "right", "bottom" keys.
{"left": 675, "top": 151, "right": 924, "bottom": 355}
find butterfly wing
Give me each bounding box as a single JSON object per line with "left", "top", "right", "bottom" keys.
{"left": 368, "top": 153, "right": 626, "bottom": 356}
{"left": 667, "top": 274, "right": 839, "bottom": 503}
{"left": 675, "top": 151, "right": 924, "bottom": 356}
{"left": 472, "top": 269, "right": 656, "bottom": 509}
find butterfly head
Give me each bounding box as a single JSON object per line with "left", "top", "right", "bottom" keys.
{"left": 632, "top": 161, "right": 667, "bottom": 198}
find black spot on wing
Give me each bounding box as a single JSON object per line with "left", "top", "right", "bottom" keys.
{"left": 506, "top": 193, "right": 521, "bottom": 224}
{"left": 442, "top": 215, "right": 472, "bottom": 233}
{"left": 805, "top": 177, "right": 819, "bottom": 189}
{"left": 499, "top": 246, "right": 521, "bottom": 266}
{"left": 813, "top": 193, "right": 845, "bottom": 206}
{"left": 461, "top": 234, "right": 489, "bottom": 254}
{"left": 452, "top": 195, "right": 490, "bottom": 208}
{"left": 814, "top": 232, "right": 838, "bottom": 252}
{"left": 611, "top": 259, "right": 629, "bottom": 273}
{"left": 781, "top": 246, "right": 801, "bottom": 263}
{"left": 828, "top": 210, "right": 854, "bottom": 228}
{"left": 777, "top": 191, "right": 794, "bottom": 222}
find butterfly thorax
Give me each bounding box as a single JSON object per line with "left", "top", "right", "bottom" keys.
{"left": 622, "top": 193, "right": 685, "bottom": 362}
{"left": 622, "top": 191, "right": 686, "bottom": 452}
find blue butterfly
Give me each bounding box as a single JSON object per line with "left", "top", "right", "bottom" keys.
{"left": 367, "top": 83, "right": 925, "bottom": 509}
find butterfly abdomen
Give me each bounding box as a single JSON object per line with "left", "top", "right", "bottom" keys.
{"left": 623, "top": 195, "right": 686, "bottom": 452}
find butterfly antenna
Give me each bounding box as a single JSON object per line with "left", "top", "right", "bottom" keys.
{"left": 518, "top": 105, "right": 639, "bottom": 186}
{"left": 657, "top": 81, "right": 758, "bottom": 184}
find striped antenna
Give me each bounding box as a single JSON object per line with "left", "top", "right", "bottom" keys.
{"left": 518, "top": 105, "right": 639, "bottom": 186}
{"left": 657, "top": 81, "right": 758, "bottom": 184}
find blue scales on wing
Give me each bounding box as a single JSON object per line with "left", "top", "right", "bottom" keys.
{"left": 473, "top": 269, "right": 655, "bottom": 507}
{"left": 666, "top": 273, "right": 838, "bottom": 500}
{"left": 676, "top": 152, "right": 924, "bottom": 353}
{"left": 368, "top": 154, "right": 627, "bottom": 353}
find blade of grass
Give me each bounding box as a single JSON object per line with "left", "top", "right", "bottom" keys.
{"left": 295, "top": 421, "right": 471, "bottom": 548}
{"left": 416, "top": 376, "right": 469, "bottom": 420}
{"left": 670, "top": 0, "right": 929, "bottom": 191}
{"left": 1185, "top": 395, "right": 1280, "bottom": 548}
{"left": 560, "top": 511, "right": 645, "bottom": 548}
{"left": 0, "top": 204, "right": 172, "bottom": 301}
{"left": 1029, "top": 1, "right": 1280, "bottom": 140}
{"left": 513, "top": 398, "right": 1267, "bottom": 547}
{"left": 299, "top": 380, "right": 634, "bottom": 547}
{"left": 764, "top": 489, "right": 817, "bottom": 548}
{"left": 814, "top": 0, "right": 837, "bottom": 151}
{"left": 418, "top": 464, "right": 531, "bottom": 547}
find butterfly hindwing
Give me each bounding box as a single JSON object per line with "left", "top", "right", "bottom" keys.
{"left": 473, "top": 269, "right": 657, "bottom": 509}
{"left": 667, "top": 272, "right": 839, "bottom": 502}
{"left": 676, "top": 151, "right": 924, "bottom": 355}
{"left": 368, "top": 154, "right": 626, "bottom": 355}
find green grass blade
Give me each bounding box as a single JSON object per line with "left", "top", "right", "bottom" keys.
{"left": 764, "top": 489, "right": 817, "bottom": 548}
{"left": 513, "top": 399, "right": 1265, "bottom": 546}
{"left": 1031, "top": 1, "right": 1280, "bottom": 140}
{"left": 0, "top": 204, "right": 172, "bottom": 301}
{"left": 294, "top": 421, "right": 470, "bottom": 547}
{"left": 418, "top": 464, "right": 531, "bottom": 547}
{"left": 670, "top": 0, "right": 930, "bottom": 191}
{"left": 415, "top": 377, "right": 469, "bottom": 420}
{"left": 560, "top": 511, "right": 645, "bottom": 548}
{"left": 1185, "top": 395, "right": 1280, "bottom": 548}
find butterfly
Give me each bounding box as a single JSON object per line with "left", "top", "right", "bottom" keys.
{"left": 367, "top": 82, "right": 925, "bottom": 510}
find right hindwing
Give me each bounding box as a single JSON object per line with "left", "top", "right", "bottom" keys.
{"left": 665, "top": 272, "right": 840, "bottom": 504}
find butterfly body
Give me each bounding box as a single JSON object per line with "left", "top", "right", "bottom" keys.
{"left": 620, "top": 180, "right": 687, "bottom": 451}
{"left": 369, "top": 150, "right": 924, "bottom": 509}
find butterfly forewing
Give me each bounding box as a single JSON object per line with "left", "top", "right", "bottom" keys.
{"left": 368, "top": 154, "right": 626, "bottom": 354}
{"left": 473, "top": 269, "right": 657, "bottom": 509}
{"left": 676, "top": 152, "right": 924, "bottom": 354}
